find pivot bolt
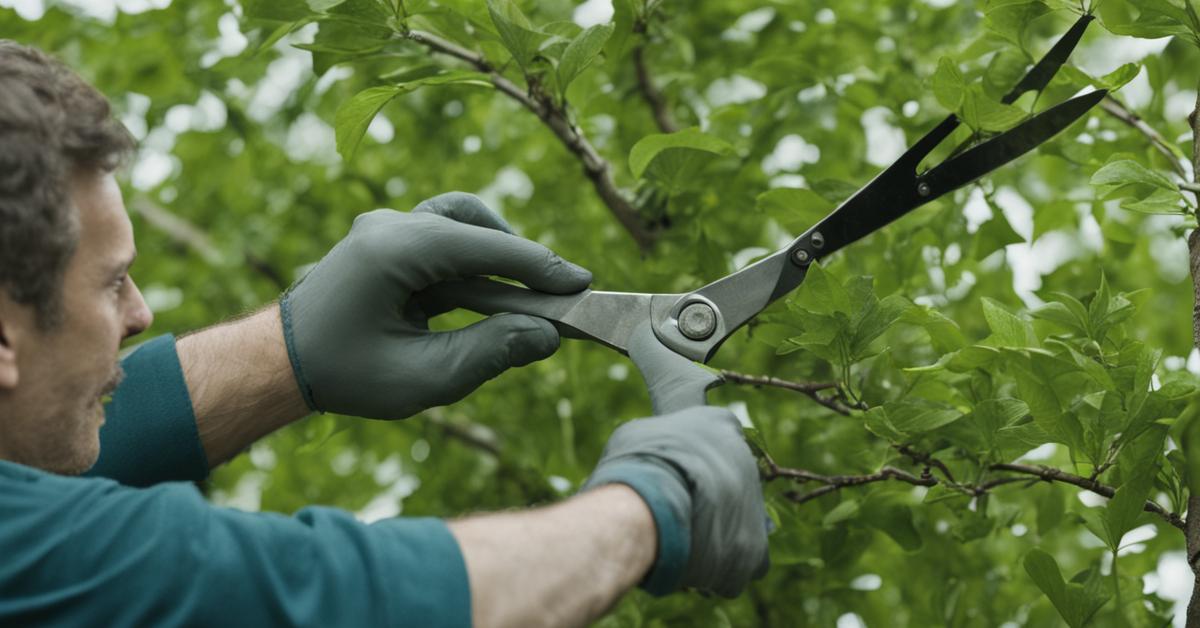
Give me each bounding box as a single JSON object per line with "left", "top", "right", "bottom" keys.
{"left": 917, "top": 181, "right": 931, "bottom": 197}
{"left": 810, "top": 231, "right": 825, "bottom": 249}
{"left": 792, "top": 248, "right": 811, "bottom": 265}
{"left": 678, "top": 302, "right": 717, "bottom": 340}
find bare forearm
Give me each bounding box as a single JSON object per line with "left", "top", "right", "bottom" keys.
{"left": 449, "top": 484, "right": 657, "bottom": 628}
{"left": 176, "top": 303, "right": 309, "bottom": 467}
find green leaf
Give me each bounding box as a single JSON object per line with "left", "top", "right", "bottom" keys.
{"left": 628, "top": 128, "right": 734, "bottom": 179}
{"left": 960, "top": 87, "right": 1027, "bottom": 132}
{"left": 756, "top": 188, "right": 833, "bottom": 233}
{"left": 981, "top": 298, "right": 1037, "bottom": 348}
{"left": 792, "top": 262, "right": 852, "bottom": 317}
{"left": 822, "top": 499, "right": 861, "bottom": 526}
{"left": 1121, "top": 188, "right": 1188, "bottom": 214}
{"left": 863, "top": 495, "right": 923, "bottom": 551}
{"left": 335, "top": 71, "right": 493, "bottom": 160}
{"left": 882, "top": 399, "right": 964, "bottom": 434}
{"left": 1037, "top": 484, "right": 1066, "bottom": 537}
{"left": 972, "top": 210, "right": 1024, "bottom": 259}
{"left": 1091, "top": 159, "right": 1177, "bottom": 192}
{"left": 1023, "top": 549, "right": 1111, "bottom": 628}
{"left": 335, "top": 85, "right": 402, "bottom": 162}
{"left": 242, "top": 0, "right": 314, "bottom": 22}
{"left": 487, "top": 0, "right": 545, "bottom": 69}
{"left": 557, "top": 23, "right": 612, "bottom": 94}
{"left": 1098, "top": 0, "right": 1198, "bottom": 40}
{"left": 932, "top": 57, "right": 966, "bottom": 110}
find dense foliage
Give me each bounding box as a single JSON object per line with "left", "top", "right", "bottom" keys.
{"left": 9, "top": 0, "right": 1200, "bottom": 625}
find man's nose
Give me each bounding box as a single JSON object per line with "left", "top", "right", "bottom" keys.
{"left": 123, "top": 277, "right": 154, "bottom": 339}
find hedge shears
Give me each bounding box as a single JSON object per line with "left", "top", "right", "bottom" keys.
{"left": 423, "top": 15, "right": 1104, "bottom": 415}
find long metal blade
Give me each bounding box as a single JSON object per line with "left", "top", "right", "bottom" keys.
{"left": 920, "top": 89, "right": 1106, "bottom": 195}
{"left": 1003, "top": 14, "right": 1093, "bottom": 104}
{"left": 418, "top": 278, "right": 657, "bottom": 355}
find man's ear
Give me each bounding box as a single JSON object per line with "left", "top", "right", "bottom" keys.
{"left": 0, "top": 317, "right": 17, "bottom": 389}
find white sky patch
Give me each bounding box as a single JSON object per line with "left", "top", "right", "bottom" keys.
{"left": 121, "top": 92, "right": 152, "bottom": 141}
{"left": 860, "top": 107, "right": 906, "bottom": 167}
{"left": 921, "top": 0, "right": 957, "bottom": 7}
{"left": 1154, "top": 551, "right": 1192, "bottom": 626}
{"left": 141, "top": 284, "right": 183, "bottom": 313}
{"left": 367, "top": 114, "right": 395, "bottom": 144}
{"left": 849, "top": 574, "right": 882, "bottom": 591}
{"left": 722, "top": 7, "right": 775, "bottom": 42}
{"left": 727, "top": 401, "right": 753, "bottom": 429}
{"left": 769, "top": 173, "right": 808, "bottom": 189}
{"left": 762, "top": 134, "right": 820, "bottom": 174}
{"left": 797, "top": 83, "right": 827, "bottom": 104}
{"left": 837, "top": 613, "right": 867, "bottom": 628}
{"left": 476, "top": 165, "right": 534, "bottom": 214}
{"left": 731, "top": 246, "right": 769, "bottom": 270}
{"left": 462, "top": 135, "right": 482, "bottom": 154}
{"left": 1021, "top": 443, "right": 1056, "bottom": 461}
{"left": 284, "top": 112, "right": 337, "bottom": 163}
{"left": 164, "top": 90, "right": 228, "bottom": 134}
{"left": 705, "top": 75, "right": 767, "bottom": 107}
{"left": 247, "top": 52, "right": 309, "bottom": 123}
{"left": 572, "top": 0, "right": 612, "bottom": 27}
{"left": 2, "top": 0, "right": 45, "bottom": 19}
{"left": 815, "top": 7, "right": 835, "bottom": 24}
{"left": 1077, "top": 492, "right": 1107, "bottom": 508}
{"left": 131, "top": 150, "right": 176, "bottom": 190}
{"left": 202, "top": 11, "right": 249, "bottom": 68}
{"left": 607, "top": 363, "right": 628, "bottom": 381}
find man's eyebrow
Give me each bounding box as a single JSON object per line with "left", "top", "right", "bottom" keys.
{"left": 110, "top": 250, "right": 137, "bottom": 276}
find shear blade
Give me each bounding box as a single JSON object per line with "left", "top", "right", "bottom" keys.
{"left": 921, "top": 89, "right": 1107, "bottom": 198}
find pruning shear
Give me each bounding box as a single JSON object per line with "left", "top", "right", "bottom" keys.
{"left": 423, "top": 15, "right": 1105, "bottom": 415}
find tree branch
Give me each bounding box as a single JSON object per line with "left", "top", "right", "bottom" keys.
{"left": 405, "top": 29, "right": 658, "bottom": 252}
{"left": 632, "top": 43, "right": 678, "bottom": 133}
{"left": 1101, "top": 95, "right": 1191, "bottom": 182}
{"left": 765, "top": 457, "right": 1184, "bottom": 530}
{"left": 720, "top": 369, "right": 863, "bottom": 415}
{"left": 130, "top": 198, "right": 288, "bottom": 290}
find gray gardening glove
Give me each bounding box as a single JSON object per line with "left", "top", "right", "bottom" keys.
{"left": 582, "top": 406, "right": 770, "bottom": 598}
{"left": 280, "top": 192, "right": 592, "bottom": 419}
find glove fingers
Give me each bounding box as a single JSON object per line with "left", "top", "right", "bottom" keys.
{"left": 412, "top": 191, "right": 514, "bottom": 234}
{"left": 415, "top": 217, "right": 593, "bottom": 294}
{"left": 428, "top": 313, "right": 560, "bottom": 397}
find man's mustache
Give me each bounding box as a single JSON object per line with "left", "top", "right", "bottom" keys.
{"left": 100, "top": 364, "right": 125, "bottom": 396}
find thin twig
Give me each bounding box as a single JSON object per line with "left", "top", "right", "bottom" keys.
{"left": 896, "top": 444, "right": 958, "bottom": 485}
{"left": 405, "top": 29, "right": 657, "bottom": 252}
{"left": 1101, "top": 95, "right": 1191, "bottom": 181}
{"left": 720, "top": 369, "right": 861, "bottom": 415}
{"left": 990, "top": 462, "right": 1184, "bottom": 530}
{"left": 632, "top": 44, "right": 677, "bottom": 133}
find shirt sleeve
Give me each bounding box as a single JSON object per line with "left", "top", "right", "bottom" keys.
{"left": 0, "top": 464, "right": 471, "bottom": 627}
{"left": 86, "top": 334, "right": 211, "bottom": 486}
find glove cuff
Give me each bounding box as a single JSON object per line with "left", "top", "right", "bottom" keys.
{"left": 279, "top": 292, "right": 319, "bottom": 413}
{"left": 582, "top": 460, "right": 691, "bottom": 596}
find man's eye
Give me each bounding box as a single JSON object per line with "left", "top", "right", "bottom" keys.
{"left": 111, "top": 275, "right": 127, "bottom": 291}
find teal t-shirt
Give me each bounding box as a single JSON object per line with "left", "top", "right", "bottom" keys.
{"left": 1, "top": 335, "right": 471, "bottom": 627}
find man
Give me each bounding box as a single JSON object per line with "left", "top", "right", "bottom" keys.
{"left": 0, "top": 41, "right": 769, "bottom": 626}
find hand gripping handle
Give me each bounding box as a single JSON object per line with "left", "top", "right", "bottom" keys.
{"left": 628, "top": 321, "right": 723, "bottom": 414}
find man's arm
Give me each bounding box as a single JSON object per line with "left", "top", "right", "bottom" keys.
{"left": 176, "top": 304, "right": 308, "bottom": 467}
{"left": 449, "top": 484, "right": 656, "bottom": 628}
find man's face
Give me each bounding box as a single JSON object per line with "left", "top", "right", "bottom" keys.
{"left": 0, "top": 170, "right": 153, "bottom": 474}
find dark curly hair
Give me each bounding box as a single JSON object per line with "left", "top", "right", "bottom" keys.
{"left": 0, "top": 40, "right": 134, "bottom": 329}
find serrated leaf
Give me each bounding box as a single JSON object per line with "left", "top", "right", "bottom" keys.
{"left": 960, "top": 87, "right": 1027, "bottom": 132}
{"left": 557, "top": 23, "right": 612, "bottom": 93}
{"left": 883, "top": 399, "right": 964, "bottom": 434}
{"left": 629, "top": 128, "right": 734, "bottom": 179}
